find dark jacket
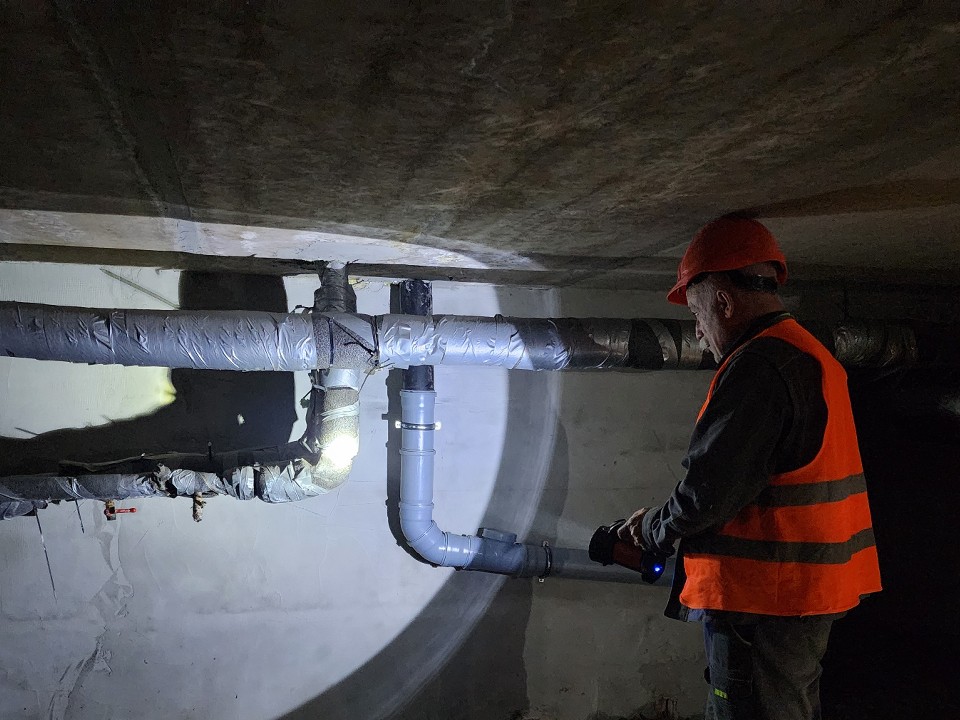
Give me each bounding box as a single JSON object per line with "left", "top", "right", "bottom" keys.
{"left": 640, "top": 312, "right": 834, "bottom": 622}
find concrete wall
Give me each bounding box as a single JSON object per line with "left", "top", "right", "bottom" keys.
{"left": 0, "top": 262, "right": 709, "bottom": 720}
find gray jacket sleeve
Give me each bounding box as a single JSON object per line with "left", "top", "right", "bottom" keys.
{"left": 641, "top": 350, "right": 792, "bottom": 554}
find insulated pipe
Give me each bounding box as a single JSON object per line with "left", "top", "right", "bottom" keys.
{"left": 0, "top": 266, "right": 367, "bottom": 519}
{"left": 307, "top": 264, "right": 363, "bottom": 491}
{"left": 2, "top": 300, "right": 949, "bottom": 372}
{"left": 378, "top": 315, "right": 708, "bottom": 371}
{"left": 0, "top": 301, "right": 324, "bottom": 371}
{"left": 0, "top": 450, "right": 340, "bottom": 519}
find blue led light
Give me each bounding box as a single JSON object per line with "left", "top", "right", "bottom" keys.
{"left": 653, "top": 565, "right": 663, "bottom": 573}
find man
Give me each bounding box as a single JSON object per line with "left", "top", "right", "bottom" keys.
{"left": 618, "top": 217, "right": 882, "bottom": 720}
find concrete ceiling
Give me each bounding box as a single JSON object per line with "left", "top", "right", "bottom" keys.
{"left": 1, "top": 1, "right": 959, "bottom": 289}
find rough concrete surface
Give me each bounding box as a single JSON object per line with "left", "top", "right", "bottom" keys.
{"left": 1, "top": 2, "right": 959, "bottom": 286}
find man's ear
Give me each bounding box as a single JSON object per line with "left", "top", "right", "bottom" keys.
{"left": 716, "top": 289, "right": 735, "bottom": 319}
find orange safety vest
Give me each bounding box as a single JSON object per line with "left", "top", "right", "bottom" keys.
{"left": 680, "top": 318, "right": 882, "bottom": 616}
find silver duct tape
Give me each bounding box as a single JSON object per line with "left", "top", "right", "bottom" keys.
{"left": 0, "top": 500, "right": 48, "bottom": 520}
{"left": 572, "top": 320, "right": 630, "bottom": 368}
{"left": 162, "top": 466, "right": 258, "bottom": 501}
{"left": 377, "top": 315, "right": 540, "bottom": 370}
{"left": 160, "top": 466, "right": 238, "bottom": 497}
{"left": 0, "top": 302, "right": 318, "bottom": 371}
{"left": 0, "top": 481, "right": 24, "bottom": 502}
{"left": 257, "top": 461, "right": 327, "bottom": 503}
{"left": 321, "top": 367, "right": 363, "bottom": 390}
{"left": 380, "top": 315, "right": 711, "bottom": 371}
{"left": 231, "top": 467, "right": 257, "bottom": 501}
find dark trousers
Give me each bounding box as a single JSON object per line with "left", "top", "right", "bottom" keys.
{"left": 703, "top": 616, "right": 834, "bottom": 720}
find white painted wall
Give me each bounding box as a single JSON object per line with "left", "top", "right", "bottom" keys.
{"left": 0, "top": 262, "right": 709, "bottom": 720}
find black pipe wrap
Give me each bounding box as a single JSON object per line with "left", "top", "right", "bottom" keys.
{"left": 629, "top": 320, "right": 668, "bottom": 370}
{"left": 399, "top": 280, "right": 435, "bottom": 391}
{"left": 311, "top": 312, "right": 335, "bottom": 369}
{"left": 315, "top": 266, "right": 357, "bottom": 314}
{"left": 833, "top": 322, "right": 919, "bottom": 368}
{"left": 0, "top": 301, "right": 320, "bottom": 371}
{"left": 532, "top": 317, "right": 709, "bottom": 370}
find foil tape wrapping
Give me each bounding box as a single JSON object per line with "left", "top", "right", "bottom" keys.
{"left": 0, "top": 500, "right": 48, "bottom": 519}
{"left": 377, "top": 314, "right": 704, "bottom": 371}
{"left": 257, "top": 461, "right": 327, "bottom": 503}
{"left": 378, "top": 314, "right": 536, "bottom": 369}
{"left": 0, "top": 301, "right": 319, "bottom": 371}
{"left": 377, "top": 315, "right": 643, "bottom": 370}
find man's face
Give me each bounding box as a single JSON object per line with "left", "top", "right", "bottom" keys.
{"left": 686, "top": 283, "right": 727, "bottom": 363}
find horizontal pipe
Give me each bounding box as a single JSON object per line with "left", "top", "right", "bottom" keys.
{"left": 378, "top": 315, "right": 708, "bottom": 371}
{"left": 1, "top": 301, "right": 944, "bottom": 372}
{"left": 0, "top": 301, "right": 323, "bottom": 371}
{"left": 547, "top": 547, "right": 674, "bottom": 585}
{"left": 0, "top": 457, "right": 335, "bottom": 520}
{"left": 397, "top": 387, "right": 663, "bottom": 584}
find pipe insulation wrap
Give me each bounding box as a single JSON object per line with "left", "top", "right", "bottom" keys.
{"left": 1, "top": 500, "right": 47, "bottom": 520}
{"left": 308, "top": 386, "right": 361, "bottom": 493}
{"left": 377, "top": 315, "right": 709, "bottom": 371}
{"left": 0, "top": 301, "right": 321, "bottom": 371}
{"left": 0, "top": 473, "right": 163, "bottom": 502}
{"left": 0, "top": 458, "right": 331, "bottom": 519}
{"left": 159, "top": 460, "right": 329, "bottom": 503}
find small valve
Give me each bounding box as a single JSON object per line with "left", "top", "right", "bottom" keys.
{"left": 103, "top": 500, "right": 137, "bottom": 520}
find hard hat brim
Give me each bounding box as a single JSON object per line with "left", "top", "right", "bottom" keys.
{"left": 666, "top": 280, "right": 688, "bottom": 306}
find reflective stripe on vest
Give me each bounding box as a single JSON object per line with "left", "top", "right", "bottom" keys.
{"left": 680, "top": 318, "right": 882, "bottom": 616}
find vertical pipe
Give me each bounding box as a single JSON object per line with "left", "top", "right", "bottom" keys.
{"left": 397, "top": 280, "right": 476, "bottom": 564}
{"left": 393, "top": 281, "right": 655, "bottom": 581}
{"left": 398, "top": 281, "right": 435, "bottom": 391}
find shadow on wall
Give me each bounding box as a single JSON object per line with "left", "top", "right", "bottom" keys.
{"left": 0, "top": 272, "right": 296, "bottom": 476}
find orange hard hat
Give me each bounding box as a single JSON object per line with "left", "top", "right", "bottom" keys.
{"left": 667, "top": 217, "right": 788, "bottom": 305}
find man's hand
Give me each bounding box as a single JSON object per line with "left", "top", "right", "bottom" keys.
{"left": 617, "top": 507, "right": 650, "bottom": 547}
